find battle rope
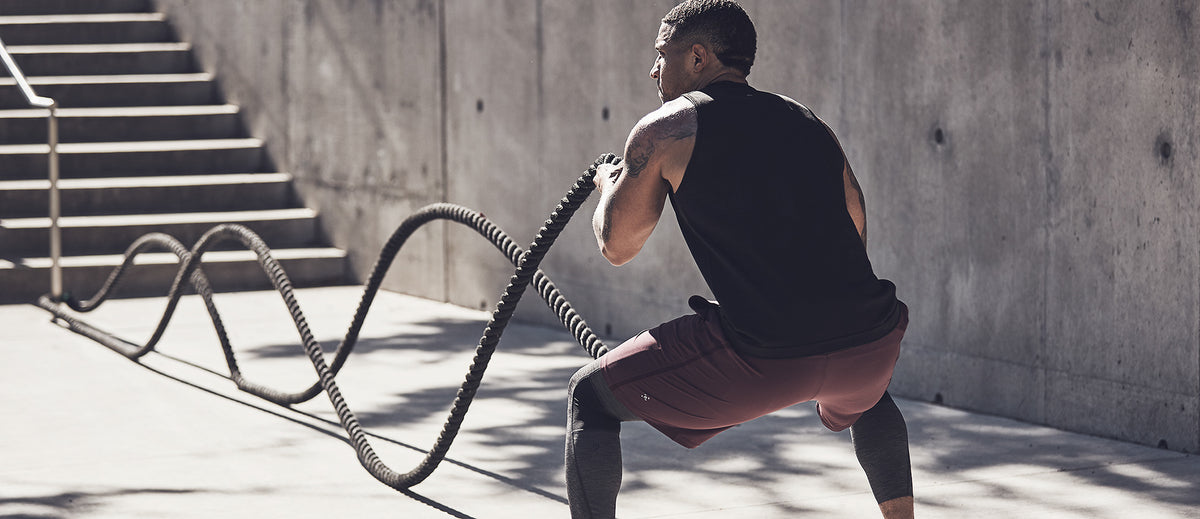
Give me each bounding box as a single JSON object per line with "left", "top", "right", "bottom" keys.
{"left": 36, "top": 153, "right": 621, "bottom": 490}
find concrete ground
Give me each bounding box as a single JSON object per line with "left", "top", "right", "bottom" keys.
{"left": 2, "top": 286, "right": 1197, "bottom": 518}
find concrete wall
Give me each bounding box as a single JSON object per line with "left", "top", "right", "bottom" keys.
{"left": 155, "top": 0, "right": 447, "bottom": 301}
{"left": 154, "top": 0, "right": 1200, "bottom": 453}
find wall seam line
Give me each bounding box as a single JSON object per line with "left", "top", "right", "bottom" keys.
{"left": 438, "top": 0, "right": 450, "bottom": 302}
{"left": 1040, "top": 0, "right": 1053, "bottom": 426}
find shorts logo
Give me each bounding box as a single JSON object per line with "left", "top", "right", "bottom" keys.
{"left": 641, "top": 393, "right": 651, "bottom": 401}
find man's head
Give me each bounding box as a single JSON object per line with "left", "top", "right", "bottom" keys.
{"left": 650, "top": 0, "right": 756, "bottom": 102}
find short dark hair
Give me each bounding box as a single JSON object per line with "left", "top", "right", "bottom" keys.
{"left": 662, "top": 0, "right": 757, "bottom": 76}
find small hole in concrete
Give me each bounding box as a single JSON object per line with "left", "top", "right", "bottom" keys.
{"left": 604, "top": 323, "right": 613, "bottom": 336}
{"left": 933, "top": 392, "right": 944, "bottom": 404}
{"left": 1155, "top": 133, "right": 1173, "bottom": 164}
{"left": 476, "top": 99, "right": 484, "bottom": 113}
{"left": 1157, "top": 439, "right": 1169, "bottom": 449}
{"left": 479, "top": 300, "right": 488, "bottom": 310}
{"left": 933, "top": 128, "right": 945, "bottom": 145}
{"left": 602, "top": 106, "right": 610, "bottom": 120}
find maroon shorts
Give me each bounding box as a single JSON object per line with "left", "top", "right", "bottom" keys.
{"left": 601, "top": 300, "right": 908, "bottom": 448}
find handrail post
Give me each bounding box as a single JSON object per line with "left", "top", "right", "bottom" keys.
{"left": 48, "top": 102, "right": 62, "bottom": 301}
{"left": 2, "top": 35, "right": 64, "bottom": 302}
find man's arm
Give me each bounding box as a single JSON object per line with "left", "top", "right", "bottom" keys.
{"left": 813, "top": 115, "right": 868, "bottom": 247}
{"left": 592, "top": 100, "right": 696, "bottom": 265}
{"left": 843, "top": 161, "right": 868, "bottom": 246}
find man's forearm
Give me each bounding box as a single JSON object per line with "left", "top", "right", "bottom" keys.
{"left": 593, "top": 194, "right": 613, "bottom": 246}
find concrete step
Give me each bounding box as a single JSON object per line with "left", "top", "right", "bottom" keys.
{"left": 0, "top": 105, "right": 243, "bottom": 144}
{"left": 0, "top": 73, "right": 215, "bottom": 108}
{"left": 0, "top": 138, "right": 265, "bottom": 178}
{"left": 0, "top": 13, "right": 171, "bottom": 45}
{"left": 0, "top": 173, "right": 294, "bottom": 217}
{"left": 3, "top": 42, "right": 194, "bottom": 76}
{"left": 0, "top": 248, "right": 349, "bottom": 303}
{"left": 0, "top": 208, "right": 322, "bottom": 256}
{"left": 0, "top": 0, "right": 150, "bottom": 16}
{"left": 0, "top": 2, "right": 353, "bottom": 298}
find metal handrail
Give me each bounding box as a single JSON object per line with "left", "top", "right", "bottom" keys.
{"left": 0, "top": 35, "right": 62, "bottom": 301}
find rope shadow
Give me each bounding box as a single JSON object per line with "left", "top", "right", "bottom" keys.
{"left": 145, "top": 346, "right": 568, "bottom": 507}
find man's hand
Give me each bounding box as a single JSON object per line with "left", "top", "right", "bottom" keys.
{"left": 594, "top": 162, "right": 625, "bottom": 191}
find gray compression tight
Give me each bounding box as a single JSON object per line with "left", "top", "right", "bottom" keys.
{"left": 565, "top": 360, "right": 913, "bottom": 518}
{"left": 850, "top": 391, "right": 914, "bottom": 504}
{"left": 566, "top": 359, "right": 637, "bottom": 519}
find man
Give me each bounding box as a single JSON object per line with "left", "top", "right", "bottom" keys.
{"left": 566, "top": 1, "right": 914, "bottom": 518}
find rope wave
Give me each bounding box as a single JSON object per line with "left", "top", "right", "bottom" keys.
{"left": 36, "top": 153, "right": 621, "bottom": 490}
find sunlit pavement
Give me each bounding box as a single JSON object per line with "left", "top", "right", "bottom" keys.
{"left": 2, "top": 286, "right": 1197, "bottom": 518}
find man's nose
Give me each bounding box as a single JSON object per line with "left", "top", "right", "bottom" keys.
{"left": 649, "top": 61, "right": 659, "bottom": 80}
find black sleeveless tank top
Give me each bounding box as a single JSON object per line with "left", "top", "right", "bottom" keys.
{"left": 673, "top": 81, "right": 900, "bottom": 358}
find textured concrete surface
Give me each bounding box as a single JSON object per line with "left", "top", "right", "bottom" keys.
{"left": 149, "top": 0, "right": 1200, "bottom": 452}
{"left": 3, "top": 287, "right": 1200, "bottom": 518}
{"left": 1040, "top": 0, "right": 1200, "bottom": 450}
{"left": 153, "top": 0, "right": 447, "bottom": 304}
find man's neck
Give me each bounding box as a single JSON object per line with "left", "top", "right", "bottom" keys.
{"left": 698, "top": 69, "right": 748, "bottom": 90}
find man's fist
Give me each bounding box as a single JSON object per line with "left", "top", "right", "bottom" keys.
{"left": 594, "top": 162, "right": 625, "bottom": 189}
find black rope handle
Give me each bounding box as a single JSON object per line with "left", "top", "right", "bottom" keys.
{"left": 36, "top": 153, "right": 621, "bottom": 489}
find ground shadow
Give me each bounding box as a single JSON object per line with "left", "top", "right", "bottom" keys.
{"left": 0, "top": 488, "right": 197, "bottom": 519}
{"left": 244, "top": 309, "right": 1200, "bottom": 515}
{"left": 229, "top": 314, "right": 836, "bottom": 516}
{"left": 86, "top": 302, "right": 1200, "bottom": 516}
{"left": 902, "top": 401, "right": 1200, "bottom": 514}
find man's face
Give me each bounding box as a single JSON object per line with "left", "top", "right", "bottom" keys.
{"left": 649, "top": 22, "right": 694, "bottom": 103}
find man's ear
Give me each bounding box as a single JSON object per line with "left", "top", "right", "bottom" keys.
{"left": 690, "top": 43, "right": 709, "bottom": 72}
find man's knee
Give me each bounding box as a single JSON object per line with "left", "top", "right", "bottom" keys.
{"left": 569, "top": 362, "right": 623, "bottom": 433}
{"left": 569, "top": 363, "right": 600, "bottom": 401}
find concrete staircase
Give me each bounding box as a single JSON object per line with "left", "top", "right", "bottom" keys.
{"left": 0, "top": 0, "right": 349, "bottom": 303}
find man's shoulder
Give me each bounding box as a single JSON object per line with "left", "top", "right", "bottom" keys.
{"left": 623, "top": 97, "right": 698, "bottom": 185}
{"left": 633, "top": 97, "right": 698, "bottom": 145}
{"left": 639, "top": 96, "right": 696, "bottom": 127}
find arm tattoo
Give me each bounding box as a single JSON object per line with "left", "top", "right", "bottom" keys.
{"left": 625, "top": 141, "right": 653, "bottom": 178}
{"left": 625, "top": 114, "right": 696, "bottom": 178}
